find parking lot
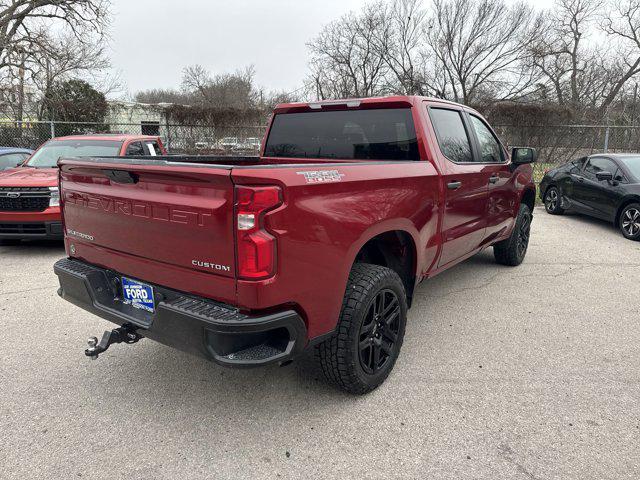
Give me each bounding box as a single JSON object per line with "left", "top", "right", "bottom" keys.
{"left": 0, "top": 208, "right": 638, "bottom": 480}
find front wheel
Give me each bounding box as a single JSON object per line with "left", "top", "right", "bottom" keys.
{"left": 619, "top": 203, "right": 640, "bottom": 241}
{"left": 544, "top": 186, "right": 564, "bottom": 214}
{"left": 494, "top": 204, "right": 532, "bottom": 266}
{"left": 315, "top": 263, "right": 407, "bottom": 394}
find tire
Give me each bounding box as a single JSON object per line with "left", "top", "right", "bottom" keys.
{"left": 544, "top": 186, "right": 564, "bottom": 214}
{"left": 619, "top": 203, "right": 640, "bottom": 241}
{"left": 494, "top": 204, "right": 532, "bottom": 266}
{"left": 315, "top": 263, "right": 408, "bottom": 394}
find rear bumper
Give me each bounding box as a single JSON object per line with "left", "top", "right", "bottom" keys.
{"left": 53, "top": 258, "right": 307, "bottom": 367}
{"left": 0, "top": 221, "right": 63, "bottom": 239}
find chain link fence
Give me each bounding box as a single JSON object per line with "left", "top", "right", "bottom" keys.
{"left": 0, "top": 120, "right": 267, "bottom": 155}
{"left": 2, "top": 120, "right": 640, "bottom": 174}
{"left": 493, "top": 124, "right": 640, "bottom": 184}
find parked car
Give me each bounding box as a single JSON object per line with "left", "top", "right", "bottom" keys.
{"left": 540, "top": 154, "right": 640, "bottom": 240}
{"left": 232, "top": 137, "right": 261, "bottom": 153}
{"left": 0, "top": 147, "right": 33, "bottom": 170}
{"left": 53, "top": 96, "right": 537, "bottom": 393}
{"left": 218, "top": 137, "right": 239, "bottom": 151}
{"left": 0, "top": 134, "right": 166, "bottom": 243}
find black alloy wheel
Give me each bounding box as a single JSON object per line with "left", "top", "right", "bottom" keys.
{"left": 516, "top": 212, "right": 532, "bottom": 259}
{"left": 544, "top": 187, "right": 563, "bottom": 214}
{"left": 358, "top": 289, "right": 401, "bottom": 375}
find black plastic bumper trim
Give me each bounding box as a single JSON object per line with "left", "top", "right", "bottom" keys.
{"left": 53, "top": 258, "right": 307, "bottom": 367}
{"left": 0, "top": 221, "right": 63, "bottom": 239}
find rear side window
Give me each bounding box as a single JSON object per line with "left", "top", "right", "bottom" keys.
{"left": 126, "top": 142, "right": 145, "bottom": 156}
{"left": 264, "top": 108, "right": 419, "bottom": 160}
{"left": 429, "top": 108, "right": 473, "bottom": 163}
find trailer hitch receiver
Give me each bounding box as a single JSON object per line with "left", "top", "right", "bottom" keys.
{"left": 85, "top": 324, "right": 143, "bottom": 360}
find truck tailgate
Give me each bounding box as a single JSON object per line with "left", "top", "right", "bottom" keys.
{"left": 59, "top": 159, "right": 237, "bottom": 297}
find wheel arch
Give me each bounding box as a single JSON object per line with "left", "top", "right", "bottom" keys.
{"left": 520, "top": 187, "right": 536, "bottom": 212}
{"left": 352, "top": 229, "right": 418, "bottom": 307}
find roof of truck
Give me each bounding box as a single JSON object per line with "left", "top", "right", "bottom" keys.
{"left": 274, "top": 95, "right": 467, "bottom": 113}
{"left": 50, "top": 134, "right": 160, "bottom": 142}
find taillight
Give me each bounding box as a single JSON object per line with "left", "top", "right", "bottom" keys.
{"left": 235, "top": 185, "right": 282, "bottom": 279}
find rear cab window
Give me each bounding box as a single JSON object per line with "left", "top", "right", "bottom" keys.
{"left": 264, "top": 108, "right": 419, "bottom": 160}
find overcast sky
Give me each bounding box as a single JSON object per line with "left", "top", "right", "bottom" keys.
{"left": 108, "top": 0, "right": 555, "bottom": 98}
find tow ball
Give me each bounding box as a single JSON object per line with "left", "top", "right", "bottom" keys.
{"left": 85, "top": 324, "right": 143, "bottom": 360}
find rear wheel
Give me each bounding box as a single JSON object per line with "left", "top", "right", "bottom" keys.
{"left": 494, "top": 204, "right": 532, "bottom": 266}
{"left": 544, "top": 186, "right": 564, "bottom": 214}
{"left": 315, "top": 263, "right": 407, "bottom": 394}
{"left": 619, "top": 203, "right": 640, "bottom": 241}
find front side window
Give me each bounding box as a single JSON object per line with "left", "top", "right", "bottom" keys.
{"left": 26, "top": 140, "right": 123, "bottom": 168}
{"left": 264, "top": 108, "right": 419, "bottom": 160}
{"left": 429, "top": 108, "right": 473, "bottom": 163}
{"left": 585, "top": 157, "right": 617, "bottom": 176}
{"left": 469, "top": 115, "right": 504, "bottom": 163}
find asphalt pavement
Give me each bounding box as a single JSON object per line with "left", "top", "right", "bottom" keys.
{"left": 1, "top": 207, "right": 638, "bottom": 479}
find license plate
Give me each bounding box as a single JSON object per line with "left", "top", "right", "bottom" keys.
{"left": 121, "top": 277, "right": 155, "bottom": 313}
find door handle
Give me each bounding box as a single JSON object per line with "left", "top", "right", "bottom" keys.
{"left": 447, "top": 181, "right": 462, "bottom": 190}
{"left": 488, "top": 175, "right": 499, "bottom": 184}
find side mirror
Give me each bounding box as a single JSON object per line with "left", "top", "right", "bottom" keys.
{"left": 511, "top": 147, "right": 537, "bottom": 165}
{"left": 596, "top": 171, "right": 613, "bottom": 182}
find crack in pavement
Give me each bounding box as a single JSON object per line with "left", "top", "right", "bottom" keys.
{"left": 422, "top": 263, "right": 597, "bottom": 299}
{"left": 0, "top": 285, "right": 58, "bottom": 297}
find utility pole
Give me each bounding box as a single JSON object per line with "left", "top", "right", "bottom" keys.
{"left": 16, "top": 48, "right": 25, "bottom": 125}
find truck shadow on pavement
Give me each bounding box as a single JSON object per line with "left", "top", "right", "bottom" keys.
{"left": 76, "top": 250, "right": 498, "bottom": 407}
{"left": 0, "top": 240, "right": 64, "bottom": 255}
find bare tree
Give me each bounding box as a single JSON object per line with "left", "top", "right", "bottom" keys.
{"left": 600, "top": 0, "right": 640, "bottom": 116}
{"left": 531, "top": 0, "right": 604, "bottom": 110}
{"left": 307, "top": 2, "right": 391, "bottom": 99}
{"left": 383, "top": 0, "right": 431, "bottom": 95}
{"left": 530, "top": 0, "right": 640, "bottom": 118}
{"left": 426, "top": 0, "right": 544, "bottom": 104}
{"left": 0, "top": 0, "right": 110, "bottom": 70}
{"left": 181, "top": 65, "right": 258, "bottom": 109}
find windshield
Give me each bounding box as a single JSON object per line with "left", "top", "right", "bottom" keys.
{"left": 264, "top": 108, "right": 419, "bottom": 160}
{"left": 621, "top": 156, "right": 640, "bottom": 181}
{"left": 26, "top": 139, "right": 123, "bottom": 168}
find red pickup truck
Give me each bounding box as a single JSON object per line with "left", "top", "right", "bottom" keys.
{"left": 0, "top": 134, "right": 165, "bottom": 243}
{"left": 54, "top": 96, "right": 536, "bottom": 394}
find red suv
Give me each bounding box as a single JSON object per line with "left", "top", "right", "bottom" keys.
{"left": 0, "top": 134, "right": 165, "bottom": 243}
